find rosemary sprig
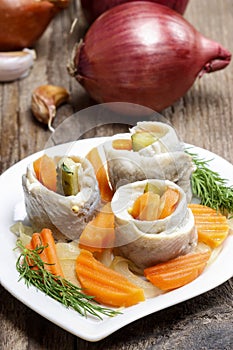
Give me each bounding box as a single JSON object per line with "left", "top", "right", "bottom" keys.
{"left": 187, "top": 151, "right": 233, "bottom": 215}
{"left": 15, "top": 240, "right": 120, "bottom": 319}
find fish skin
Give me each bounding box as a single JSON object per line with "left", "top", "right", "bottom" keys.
{"left": 112, "top": 180, "right": 197, "bottom": 269}
{"left": 104, "top": 121, "right": 195, "bottom": 202}
{"left": 22, "top": 155, "right": 100, "bottom": 241}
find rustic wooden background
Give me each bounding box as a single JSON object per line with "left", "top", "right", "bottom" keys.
{"left": 0, "top": 0, "right": 233, "bottom": 349}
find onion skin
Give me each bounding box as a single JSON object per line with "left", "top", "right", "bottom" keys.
{"left": 69, "top": 2, "right": 231, "bottom": 112}
{"left": 0, "top": 0, "right": 70, "bottom": 51}
{"left": 81, "top": 0, "right": 189, "bottom": 23}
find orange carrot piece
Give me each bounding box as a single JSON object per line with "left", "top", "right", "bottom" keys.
{"left": 27, "top": 228, "right": 64, "bottom": 277}
{"left": 40, "top": 229, "right": 64, "bottom": 277}
{"left": 147, "top": 267, "right": 201, "bottom": 291}
{"left": 144, "top": 251, "right": 211, "bottom": 291}
{"left": 33, "top": 154, "right": 57, "bottom": 192}
{"left": 158, "top": 188, "right": 180, "bottom": 219}
{"left": 112, "top": 139, "right": 132, "bottom": 150}
{"left": 188, "top": 204, "right": 218, "bottom": 215}
{"left": 76, "top": 249, "right": 145, "bottom": 307}
{"left": 79, "top": 203, "right": 115, "bottom": 253}
{"left": 26, "top": 233, "right": 46, "bottom": 270}
{"left": 194, "top": 216, "right": 226, "bottom": 224}
{"left": 86, "top": 147, "right": 114, "bottom": 202}
{"left": 198, "top": 230, "right": 229, "bottom": 248}
{"left": 33, "top": 156, "right": 42, "bottom": 180}
{"left": 188, "top": 204, "right": 230, "bottom": 248}
{"left": 130, "top": 191, "right": 160, "bottom": 221}
{"left": 28, "top": 232, "right": 48, "bottom": 264}
{"left": 144, "top": 251, "right": 211, "bottom": 275}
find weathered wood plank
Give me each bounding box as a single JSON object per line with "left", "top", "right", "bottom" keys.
{"left": 164, "top": 0, "right": 233, "bottom": 164}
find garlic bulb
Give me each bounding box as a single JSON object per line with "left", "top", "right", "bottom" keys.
{"left": 0, "top": 48, "right": 36, "bottom": 82}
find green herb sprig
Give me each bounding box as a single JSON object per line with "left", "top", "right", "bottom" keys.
{"left": 15, "top": 240, "right": 120, "bottom": 319}
{"left": 61, "top": 162, "right": 73, "bottom": 174}
{"left": 188, "top": 151, "right": 233, "bottom": 215}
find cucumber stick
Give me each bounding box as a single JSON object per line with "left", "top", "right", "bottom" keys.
{"left": 57, "top": 157, "right": 80, "bottom": 196}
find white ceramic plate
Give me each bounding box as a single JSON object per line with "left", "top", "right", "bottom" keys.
{"left": 0, "top": 137, "right": 233, "bottom": 342}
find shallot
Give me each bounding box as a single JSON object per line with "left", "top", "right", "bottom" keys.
{"left": 0, "top": 0, "right": 70, "bottom": 51}
{"left": 68, "top": 2, "right": 231, "bottom": 112}
{"left": 81, "top": 0, "right": 189, "bottom": 23}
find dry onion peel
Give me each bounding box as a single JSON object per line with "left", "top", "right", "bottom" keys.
{"left": 69, "top": 2, "right": 231, "bottom": 112}
{"left": 81, "top": 0, "right": 189, "bottom": 23}
{"left": 0, "top": 0, "right": 70, "bottom": 51}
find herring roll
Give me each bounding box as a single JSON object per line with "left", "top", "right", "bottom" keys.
{"left": 22, "top": 155, "right": 100, "bottom": 241}
{"left": 104, "top": 121, "right": 195, "bottom": 201}
{"left": 130, "top": 121, "right": 182, "bottom": 155}
{"left": 112, "top": 179, "right": 197, "bottom": 269}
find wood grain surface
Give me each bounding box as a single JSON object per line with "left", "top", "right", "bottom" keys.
{"left": 0, "top": 0, "right": 233, "bottom": 349}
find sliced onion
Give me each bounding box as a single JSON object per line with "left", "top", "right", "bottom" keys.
{"left": 207, "top": 245, "right": 223, "bottom": 267}
{"left": 110, "top": 256, "right": 162, "bottom": 298}
{"left": 194, "top": 241, "right": 223, "bottom": 267}
{"left": 56, "top": 242, "right": 81, "bottom": 287}
{"left": 10, "top": 222, "right": 33, "bottom": 246}
{"left": 194, "top": 242, "right": 211, "bottom": 254}
{"left": 227, "top": 217, "right": 233, "bottom": 234}
{"left": 56, "top": 241, "right": 80, "bottom": 260}
{"left": 96, "top": 248, "right": 114, "bottom": 267}
{"left": 59, "top": 259, "right": 81, "bottom": 287}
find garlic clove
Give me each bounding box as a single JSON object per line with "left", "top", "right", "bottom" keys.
{"left": 0, "top": 49, "right": 36, "bottom": 82}
{"left": 31, "top": 85, "right": 70, "bottom": 132}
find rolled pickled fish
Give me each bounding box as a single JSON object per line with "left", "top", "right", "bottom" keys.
{"left": 22, "top": 155, "right": 100, "bottom": 241}
{"left": 104, "top": 121, "right": 195, "bottom": 201}
{"left": 112, "top": 179, "right": 197, "bottom": 269}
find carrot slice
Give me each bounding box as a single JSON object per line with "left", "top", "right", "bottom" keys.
{"left": 26, "top": 232, "right": 47, "bottom": 270}
{"left": 144, "top": 251, "right": 210, "bottom": 275}
{"left": 86, "top": 147, "right": 114, "bottom": 202}
{"left": 33, "top": 156, "right": 42, "bottom": 180}
{"left": 79, "top": 203, "right": 115, "bottom": 253}
{"left": 188, "top": 204, "right": 230, "bottom": 248}
{"left": 33, "top": 154, "right": 57, "bottom": 192}
{"left": 144, "top": 251, "right": 211, "bottom": 291}
{"left": 76, "top": 249, "right": 145, "bottom": 307}
{"left": 158, "top": 188, "right": 180, "bottom": 219}
{"left": 112, "top": 139, "right": 132, "bottom": 150}
{"left": 129, "top": 191, "right": 160, "bottom": 221}
{"left": 188, "top": 204, "right": 217, "bottom": 216}
{"left": 27, "top": 228, "right": 64, "bottom": 277}
{"left": 146, "top": 267, "right": 201, "bottom": 291}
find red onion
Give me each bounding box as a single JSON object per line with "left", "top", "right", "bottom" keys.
{"left": 0, "top": 0, "right": 70, "bottom": 51}
{"left": 68, "top": 2, "right": 231, "bottom": 112}
{"left": 81, "top": 0, "right": 189, "bottom": 23}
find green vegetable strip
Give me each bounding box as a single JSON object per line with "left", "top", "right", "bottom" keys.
{"left": 187, "top": 151, "right": 233, "bottom": 215}
{"left": 15, "top": 240, "right": 120, "bottom": 319}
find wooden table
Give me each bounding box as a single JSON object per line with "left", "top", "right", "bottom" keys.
{"left": 1, "top": 0, "right": 233, "bottom": 348}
